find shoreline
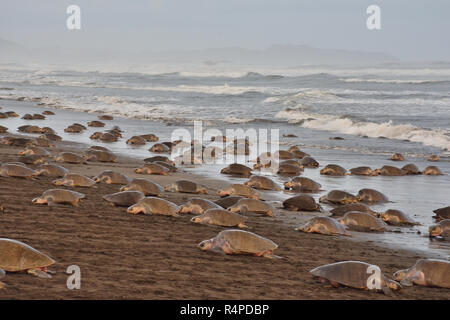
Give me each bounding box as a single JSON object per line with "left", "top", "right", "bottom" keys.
{"left": 0, "top": 117, "right": 449, "bottom": 298}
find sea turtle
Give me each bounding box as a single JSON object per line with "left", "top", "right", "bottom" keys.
{"left": 84, "top": 149, "right": 118, "bottom": 163}
{"left": 18, "top": 154, "right": 47, "bottom": 165}
{"left": 214, "top": 196, "right": 244, "bottom": 209}
{"left": 54, "top": 152, "right": 86, "bottom": 164}
{"left": 180, "top": 198, "right": 222, "bottom": 214}
{"left": 393, "top": 259, "right": 450, "bottom": 288}
{"left": 99, "top": 132, "right": 118, "bottom": 142}
{"left": 126, "top": 136, "right": 147, "bottom": 145}
{"left": 87, "top": 120, "right": 105, "bottom": 127}
{"left": 429, "top": 219, "right": 450, "bottom": 238}
{"left": 295, "top": 217, "right": 351, "bottom": 236}
{"left": 381, "top": 209, "right": 418, "bottom": 226}
{"left": 310, "top": 261, "right": 401, "bottom": 294}
{"left": 6, "top": 137, "right": 34, "bottom": 147}
{"left": 220, "top": 163, "right": 252, "bottom": 177}
{"left": 284, "top": 177, "right": 322, "bottom": 193}
{"left": 19, "top": 146, "right": 50, "bottom": 156}
{"left": 127, "top": 197, "right": 180, "bottom": 216}
{"left": 64, "top": 125, "right": 84, "bottom": 133}
{"left": 153, "top": 161, "right": 177, "bottom": 172}
{"left": 0, "top": 164, "right": 38, "bottom": 179}
{"left": 338, "top": 211, "right": 387, "bottom": 232}
{"left": 94, "top": 171, "right": 131, "bottom": 184}
{"left": 375, "top": 165, "right": 406, "bottom": 176}
{"left": 191, "top": 209, "right": 248, "bottom": 228}
{"left": 390, "top": 153, "right": 405, "bottom": 161}
{"left": 165, "top": 180, "right": 207, "bottom": 194}
{"left": 229, "top": 198, "right": 275, "bottom": 217}
{"left": 427, "top": 155, "right": 440, "bottom": 162}
{"left": 291, "top": 150, "right": 310, "bottom": 159}
{"left": 98, "top": 115, "right": 113, "bottom": 120}
{"left": 273, "top": 150, "right": 295, "bottom": 160}
{"left": 330, "top": 203, "right": 379, "bottom": 217}
{"left": 217, "top": 184, "right": 261, "bottom": 199}
{"left": 244, "top": 176, "right": 281, "bottom": 191}
{"left": 423, "top": 166, "right": 443, "bottom": 175}
{"left": 198, "top": 229, "right": 278, "bottom": 258}
{"left": 32, "top": 189, "right": 85, "bottom": 206}
{"left": 36, "top": 164, "right": 68, "bottom": 177}
{"left": 40, "top": 133, "right": 62, "bottom": 142}
{"left": 135, "top": 163, "right": 169, "bottom": 175}
{"left": 301, "top": 156, "right": 319, "bottom": 168}
{"left": 280, "top": 159, "right": 304, "bottom": 169}
{"left": 5, "top": 111, "right": 19, "bottom": 117}
{"left": 90, "top": 145, "right": 109, "bottom": 152}
{"left": 0, "top": 125, "right": 7, "bottom": 133}
{"left": 320, "top": 164, "right": 347, "bottom": 176}
{"left": 42, "top": 110, "right": 55, "bottom": 115}
{"left": 433, "top": 206, "right": 450, "bottom": 221}
{"left": 120, "top": 178, "right": 164, "bottom": 197}
{"left": 0, "top": 238, "right": 55, "bottom": 279}
{"left": 103, "top": 191, "right": 145, "bottom": 207}
{"left": 282, "top": 195, "right": 321, "bottom": 211}
{"left": 357, "top": 189, "right": 388, "bottom": 204}
{"left": 53, "top": 174, "right": 96, "bottom": 188}
{"left": 33, "top": 137, "right": 55, "bottom": 148}
{"left": 276, "top": 163, "right": 302, "bottom": 176}
{"left": 140, "top": 134, "right": 159, "bottom": 142}
{"left": 90, "top": 132, "right": 102, "bottom": 140}
{"left": 319, "top": 190, "right": 359, "bottom": 205}
{"left": 349, "top": 166, "right": 378, "bottom": 176}
{"left": 41, "top": 127, "right": 55, "bottom": 134}
{"left": 401, "top": 163, "right": 421, "bottom": 175}
{"left": 149, "top": 143, "right": 170, "bottom": 153}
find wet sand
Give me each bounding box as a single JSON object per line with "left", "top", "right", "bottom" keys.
{"left": 0, "top": 140, "right": 448, "bottom": 299}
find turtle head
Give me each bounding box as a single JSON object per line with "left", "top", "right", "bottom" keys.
{"left": 32, "top": 197, "right": 46, "bottom": 205}
{"left": 217, "top": 190, "right": 229, "bottom": 197}
{"left": 380, "top": 212, "right": 389, "bottom": 222}
{"left": 198, "top": 239, "right": 213, "bottom": 251}
{"left": 386, "top": 279, "right": 402, "bottom": 291}
{"left": 180, "top": 205, "right": 192, "bottom": 214}
{"left": 119, "top": 185, "right": 129, "bottom": 192}
{"left": 428, "top": 225, "right": 441, "bottom": 237}
{"left": 392, "top": 269, "right": 407, "bottom": 281}
{"left": 190, "top": 216, "right": 202, "bottom": 224}
{"left": 52, "top": 178, "right": 64, "bottom": 186}
{"left": 135, "top": 168, "right": 143, "bottom": 174}
{"left": 283, "top": 181, "right": 293, "bottom": 189}
{"left": 127, "top": 204, "right": 144, "bottom": 215}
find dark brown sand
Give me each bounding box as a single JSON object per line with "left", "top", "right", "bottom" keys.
{"left": 0, "top": 140, "right": 449, "bottom": 300}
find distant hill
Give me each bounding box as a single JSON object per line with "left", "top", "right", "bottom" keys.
{"left": 0, "top": 37, "right": 397, "bottom": 66}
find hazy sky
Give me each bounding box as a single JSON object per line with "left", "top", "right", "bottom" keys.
{"left": 1, "top": 0, "right": 449, "bottom": 60}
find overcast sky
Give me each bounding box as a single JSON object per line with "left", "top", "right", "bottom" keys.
{"left": 1, "top": 0, "right": 449, "bottom": 61}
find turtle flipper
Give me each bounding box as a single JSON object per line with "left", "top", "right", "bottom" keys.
{"left": 400, "top": 277, "right": 416, "bottom": 287}
{"left": 27, "top": 268, "right": 52, "bottom": 279}
{"left": 0, "top": 281, "right": 6, "bottom": 289}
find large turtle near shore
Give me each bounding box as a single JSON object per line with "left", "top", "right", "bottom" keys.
{"left": 94, "top": 171, "right": 131, "bottom": 184}
{"left": 244, "top": 176, "right": 281, "bottom": 191}
{"left": 338, "top": 211, "right": 387, "bottom": 232}
{"left": 0, "top": 163, "right": 38, "bottom": 179}
{"left": 319, "top": 190, "right": 359, "bottom": 205}
{"left": 310, "top": 261, "right": 401, "bottom": 294}
{"left": 330, "top": 203, "right": 379, "bottom": 217}
{"left": 228, "top": 198, "right": 275, "bottom": 217}
{"left": 32, "top": 189, "right": 85, "bottom": 206}
{"left": 53, "top": 174, "right": 96, "bottom": 188}
{"left": 282, "top": 195, "right": 321, "bottom": 212}
{"left": 180, "top": 198, "right": 222, "bottom": 214}
{"left": 320, "top": 164, "right": 347, "bottom": 176}
{"left": 429, "top": 220, "right": 450, "bottom": 239}
{"left": 357, "top": 189, "right": 388, "bottom": 204}
{"left": 284, "top": 177, "right": 321, "bottom": 193}
{"left": 296, "top": 217, "right": 351, "bottom": 236}
{"left": 381, "top": 209, "right": 418, "bottom": 226}
{"left": 191, "top": 209, "right": 248, "bottom": 228}
{"left": 0, "top": 239, "right": 55, "bottom": 279}
{"left": 198, "top": 229, "right": 278, "bottom": 258}
{"left": 220, "top": 163, "right": 252, "bottom": 177}
{"left": 433, "top": 206, "right": 450, "bottom": 221}
{"left": 393, "top": 259, "right": 450, "bottom": 288}
{"left": 217, "top": 184, "right": 261, "bottom": 199}
{"left": 120, "top": 178, "right": 164, "bottom": 197}
{"left": 164, "top": 180, "right": 207, "bottom": 194}
{"left": 103, "top": 191, "right": 145, "bottom": 207}
{"left": 127, "top": 197, "right": 180, "bottom": 216}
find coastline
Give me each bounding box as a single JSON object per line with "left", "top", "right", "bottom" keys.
{"left": 0, "top": 105, "right": 448, "bottom": 298}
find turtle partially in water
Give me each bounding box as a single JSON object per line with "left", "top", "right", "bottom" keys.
{"left": 338, "top": 211, "right": 387, "bottom": 232}
{"left": 423, "top": 166, "right": 443, "bottom": 175}
{"left": 0, "top": 238, "right": 56, "bottom": 279}
{"left": 284, "top": 177, "right": 321, "bottom": 193}
{"left": 244, "top": 176, "right": 281, "bottom": 191}
{"left": 320, "top": 164, "right": 347, "bottom": 176}
{"left": 310, "top": 261, "right": 401, "bottom": 294}
{"left": 357, "top": 189, "right": 388, "bottom": 204}
{"left": 428, "top": 220, "right": 450, "bottom": 239}
{"left": 282, "top": 195, "right": 321, "bottom": 212}
{"left": 198, "top": 229, "right": 278, "bottom": 258}
{"left": 319, "top": 190, "right": 359, "bottom": 205}
{"left": 296, "top": 217, "right": 351, "bottom": 236}
{"left": 393, "top": 259, "right": 450, "bottom": 288}
{"left": 433, "top": 206, "right": 450, "bottom": 221}
{"left": 220, "top": 163, "right": 252, "bottom": 177}
{"left": 381, "top": 209, "right": 419, "bottom": 226}
{"left": 349, "top": 166, "right": 378, "bottom": 176}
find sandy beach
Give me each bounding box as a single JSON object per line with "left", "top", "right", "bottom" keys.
{"left": 0, "top": 126, "right": 448, "bottom": 300}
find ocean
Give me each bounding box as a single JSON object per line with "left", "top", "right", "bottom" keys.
{"left": 0, "top": 62, "right": 449, "bottom": 258}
